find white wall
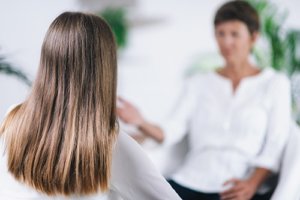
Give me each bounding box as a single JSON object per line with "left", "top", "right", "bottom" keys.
{"left": 0, "top": 0, "right": 79, "bottom": 118}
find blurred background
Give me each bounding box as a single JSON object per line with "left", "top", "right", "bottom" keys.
{"left": 1, "top": 0, "right": 300, "bottom": 176}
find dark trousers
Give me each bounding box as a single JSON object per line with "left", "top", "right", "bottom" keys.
{"left": 168, "top": 180, "right": 273, "bottom": 200}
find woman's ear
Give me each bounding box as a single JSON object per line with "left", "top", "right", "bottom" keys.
{"left": 251, "top": 31, "right": 260, "bottom": 44}
{"left": 250, "top": 32, "right": 260, "bottom": 52}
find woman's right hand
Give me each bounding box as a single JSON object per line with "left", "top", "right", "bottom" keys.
{"left": 117, "top": 97, "right": 145, "bottom": 127}
{"left": 117, "top": 97, "right": 165, "bottom": 143}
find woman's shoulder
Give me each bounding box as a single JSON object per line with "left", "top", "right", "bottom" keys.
{"left": 262, "top": 68, "right": 291, "bottom": 97}
{"left": 112, "top": 130, "right": 145, "bottom": 158}
{"left": 264, "top": 68, "right": 290, "bottom": 88}
{"left": 4, "top": 104, "right": 21, "bottom": 116}
{"left": 110, "top": 130, "right": 182, "bottom": 200}
{"left": 1, "top": 103, "right": 22, "bottom": 137}
{"left": 264, "top": 68, "right": 289, "bottom": 82}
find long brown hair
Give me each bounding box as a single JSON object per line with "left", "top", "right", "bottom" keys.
{"left": 0, "top": 12, "right": 118, "bottom": 196}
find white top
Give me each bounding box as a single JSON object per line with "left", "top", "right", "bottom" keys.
{"left": 271, "top": 121, "right": 300, "bottom": 200}
{"left": 0, "top": 115, "right": 181, "bottom": 200}
{"left": 160, "top": 68, "right": 291, "bottom": 193}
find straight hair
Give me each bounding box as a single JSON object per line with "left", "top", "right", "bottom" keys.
{"left": 0, "top": 12, "right": 118, "bottom": 196}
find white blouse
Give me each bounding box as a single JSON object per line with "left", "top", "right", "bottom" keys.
{"left": 0, "top": 117, "right": 181, "bottom": 200}
{"left": 160, "top": 68, "right": 291, "bottom": 193}
{"left": 271, "top": 121, "right": 300, "bottom": 200}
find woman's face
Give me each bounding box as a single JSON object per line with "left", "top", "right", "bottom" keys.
{"left": 215, "top": 20, "right": 257, "bottom": 64}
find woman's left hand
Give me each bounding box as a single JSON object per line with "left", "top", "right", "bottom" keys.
{"left": 220, "top": 178, "right": 257, "bottom": 200}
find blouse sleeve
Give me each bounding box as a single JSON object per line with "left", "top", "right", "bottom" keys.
{"left": 158, "top": 77, "right": 199, "bottom": 146}
{"left": 271, "top": 121, "right": 300, "bottom": 200}
{"left": 251, "top": 74, "right": 291, "bottom": 173}
{"left": 110, "top": 131, "right": 181, "bottom": 200}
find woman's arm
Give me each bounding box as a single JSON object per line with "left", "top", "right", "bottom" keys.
{"left": 137, "top": 120, "right": 164, "bottom": 143}
{"left": 271, "top": 122, "right": 300, "bottom": 200}
{"left": 110, "top": 131, "right": 181, "bottom": 200}
{"left": 247, "top": 168, "right": 271, "bottom": 189}
{"left": 221, "top": 168, "right": 271, "bottom": 200}
{"left": 251, "top": 74, "right": 291, "bottom": 172}
{"left": 117, "top": 77, "right": 199, "bottom": 145}
{"left": 117, "top": 97, "right": 164, "bottom": 143}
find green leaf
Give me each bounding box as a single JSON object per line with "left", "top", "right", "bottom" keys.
{"left": 99, "top": 8, "right": 128, "bottom": 49}
{"left": 0, "top": 56, "right": 31, "bottom": 86}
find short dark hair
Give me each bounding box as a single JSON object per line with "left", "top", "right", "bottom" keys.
{"left": 214, "top": 0, "right": 260, "bottom": 34}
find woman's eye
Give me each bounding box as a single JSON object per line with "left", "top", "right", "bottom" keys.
{"left": 217, "top": 31, "right": 225, "bottom": 37}
{"left": 232, "top": 32, "right": 239, "bottom": 37}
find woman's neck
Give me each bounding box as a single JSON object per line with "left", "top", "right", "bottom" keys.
{"left": 217, "top": 60, "right": 261, "bottom": 93}
{"left": 222, "top": 60, "right": 259, "bottom": 80}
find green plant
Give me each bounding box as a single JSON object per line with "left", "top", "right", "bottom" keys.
{"left": 0, "top": 55, "right": 31, "bottom": 86}
{"left": 99, "top": 8, "right": 129, "bottom": 49}
{"left": 246, "top": 0, "right": 300, "bottom": 125}
{"left": 285, "top": 30, "right": 300, "bottom": 74}
{"left": 247, "top": 0, "right": 300, "bottom": 75}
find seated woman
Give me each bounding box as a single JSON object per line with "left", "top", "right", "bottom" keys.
{"left": 117, "top": 1, "right": 291, "bottom": 200}
{"left": 0, "top": 12, "right": 181, "bottom": 200}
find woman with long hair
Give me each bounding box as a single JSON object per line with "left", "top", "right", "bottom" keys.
{"left": 0, "top": 12, "right": 181, "bottom": 200}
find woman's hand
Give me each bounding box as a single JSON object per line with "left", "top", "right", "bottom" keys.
{"left": 117, "top": 97, "right": 144, "bottom": 126}
{"left": 220, "top": 178, "right": 257, "bottom": 200}
{"left": 117, "top": 97, "right": 165, "bottom": 143}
